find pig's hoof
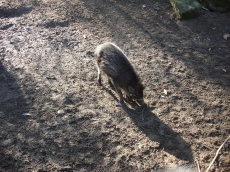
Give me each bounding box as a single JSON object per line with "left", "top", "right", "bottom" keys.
{"left": 116, "top": 103, "right": 122, "bottom": 107}
{"left": 116, "top": 100, "right": 124, "bottom": 107}
{"left": 97, "top": 82, "right": 102, "bottom": 86}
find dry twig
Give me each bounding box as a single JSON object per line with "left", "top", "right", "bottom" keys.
{"left": 196, "top": 160, "right": 201, "bottom": 172}
{"left": 205, "top": 135, "right": 230, "bottom": 172}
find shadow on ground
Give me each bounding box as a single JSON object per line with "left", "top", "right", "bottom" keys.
{"left": 0, "top": 6, "right": 33, "bottom": 18}
{"left": 103, "top": 86, "right": 194, "bottom": 162}
{"left": 123, "top": 105, "right": 193, "bottom": 162}
{"left": 0, "top": 62, "right": 29, "bottom": 171}
{"left": 0, "top": 62, "right": 109, "bottom": 171}
{"left": 44, "top": 20, "right": 69, "bottom": 28}
{"left": 0, "top": 62, "right": 29, "bottom": 124}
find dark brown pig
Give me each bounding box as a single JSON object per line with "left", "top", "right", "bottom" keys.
{"left": 95, "top": 42, "right": 144, "bottom": 106}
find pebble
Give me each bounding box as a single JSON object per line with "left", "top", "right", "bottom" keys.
{"left": 22, "top": 113, "right": 31, "bottom": 116}
{"left": 57, "top": 109, "right": 64, "bottom": 114}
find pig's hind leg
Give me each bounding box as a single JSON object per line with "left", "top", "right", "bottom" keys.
{"left": 107, "top": 77, "right": 114, "bottom": 89}
{"left": 97, "top": 65, "right": 102, "bottom": 86}
{"left": 112, "top": 81, "right": 124, "bottom": 106}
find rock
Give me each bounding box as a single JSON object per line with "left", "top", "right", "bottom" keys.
{"left": 170, "top": 0, "right": 201, "bottom": 19}
{"left": 202, "top": 0, "right": 230, "bottom": 12}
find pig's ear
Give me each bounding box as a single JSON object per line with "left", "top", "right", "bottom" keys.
{"left": 128, "top": 86, "right": 135, "bottom": 93}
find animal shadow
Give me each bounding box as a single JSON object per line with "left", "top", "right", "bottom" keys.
{"left": 123, "top": 104, "right": 194, "bottom": 162}
{"left": 102, "top": 86, "right": 194, "bottom": 162}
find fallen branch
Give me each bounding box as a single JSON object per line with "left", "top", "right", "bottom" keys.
{"left": 205, "top": 135, "right": 230, "bottom": 172}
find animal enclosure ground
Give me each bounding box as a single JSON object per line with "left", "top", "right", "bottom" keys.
{"left": 0, "top": 0, "right": 230, "bottom": 171}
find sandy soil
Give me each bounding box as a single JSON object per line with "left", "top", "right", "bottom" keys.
{"left": 0, "top": 0, "right": 230, "bottom": 171}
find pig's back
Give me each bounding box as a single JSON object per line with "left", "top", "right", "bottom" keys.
{"left": 95, "top": 43, "right": 135, "bottom": 78}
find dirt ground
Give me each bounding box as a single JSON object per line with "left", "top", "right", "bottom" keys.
{"left": 0, "top": 0, "right": 230, "bottom": 171}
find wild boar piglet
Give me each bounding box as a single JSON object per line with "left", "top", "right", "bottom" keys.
{"left": 95, "top": 42, "right": 144, "bottom": 106}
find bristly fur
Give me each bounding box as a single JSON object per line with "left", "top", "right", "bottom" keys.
{"left": 95, "top": 42, "right": 144, "bottom": 104}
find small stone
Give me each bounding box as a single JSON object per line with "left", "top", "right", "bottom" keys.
{"left": 22, "top": 113, "right": 31, "bottom": 116}
{"left": 57, "top": 109, "right": 64, "bottom": 114}
{"left": 163, "top": 89, "right": 168, "bottom": 95}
